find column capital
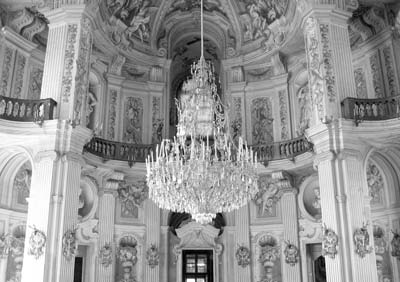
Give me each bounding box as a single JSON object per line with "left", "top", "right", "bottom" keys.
{"left": 105, "top": 73, "right": 125, "bottom": 87}
{"left": 44, "top": 5, "right": 87, "bottom": 26}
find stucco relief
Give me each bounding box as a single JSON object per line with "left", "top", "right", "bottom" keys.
{"left": 251, "top": 97, "right": 273, "bottom": 145}
{"left": 230, "top": 97, "right": 242, "bottom": 144}
{"left": 28, "top": 66, "right": 43, "bottom": 100}
{"left": 304, "top": 17, "right": 324, "bottom": 121}
{"left": 253, "top": 175, "right": 280, "bottom": 217}
{"left": 151, "top": 96, "right": 163, "bottom": 143}
{"left": 369, "top": 52, "right": 384, "bottom": 98}
{"left": 253, "top": 233, "right": 281, "bottom": 282}
{"left": 13, "top": 54, "right": 26, "bottom": 99}
{"left": 320, "top": 24, "right": 335, "bottom": 102}
{"left": 61, "top": 24, "right": 78, "bottom": 103}
{"left": 382, "top": 46, "right": 397, "bottom": 97}
{"left": 117, "top": 235, "right": 139, "bottom": 282}
{"left": 366, "top": 160, "right": 384, "bottom": 205}
{"left": 278, "top": 90, "right": 289, "bottom": 140}
{"left": 354, "top": 68, "right": 367, "bottom": 98}
{"left": 105, "top": 0, "right": 156, "bottom": 48}
{"left": 4, "top": 232, "right": 25, "bottom": 282}
{"left": 296, "top": 83, "right": 311, "bottom": 136}
{"left": 108, "top": 90, "right": 117, "bottom": 140}
{"left": 85, "top": 90, "right": 97, "bottom": 128}
{"left": 239, "top": 0, "right": 288, "bottom": 46}
{"left": 123, "top": 97, "right": 143, "bottom": 143}
{"left": 13, "top": 162, "right": 31, "bottom": 206}
{"left": 373, "top": 224, "right": 393, "bottom": 282}
{"left": 117, "top": 179, "right": 148, "bottom": 218}
{"left": 0, "top": 47, "right": 13, "bottom": 97}
{"left": 74, "top": 17, "right": 93, "bottom": 126}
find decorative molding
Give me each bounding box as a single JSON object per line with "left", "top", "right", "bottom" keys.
{"left": 279, "top": 90, "right": 289, "bottom": 140}
{"left": 382, "top": 46, "right": 397, "bottom": 97}
{"left": 27, "top": 225, "right": 46, "bottom": 259}
{"left": 366, "top": 160, "right": 384, "bottom": 204}
{"left": 251, "top": 97, "right": 273, "bottom": 144}
{"left": 13, "top": 53, "right": 26, "bottom": 99}
{"left": 353, "top": 223, "right": 373, "bottom": 258}
{"left": 107, "top": 89, "right": 117, "bottom": 140}
{"left": 123, "top": 96, "right": 143, "bottom": 143}
{"left": 117, "top": 179, "right": 148, "bottom": 218}
{"left": 28, "top": 66, "right": 43, "bottom": 100}
{"left": 230, "top": 97, "right": 242, "bottom": 144}
{"left": 236, "top": 244, "right": 251, "bottom": 267}
{"left": 109, "top": 55, "right": 126, "bottom": 76}
{"left": 283, "top": 241, "right": 299, "bottom": 266}
{"left": 99, "top": 243, "right": 113, "bottom": 267}
{"left": 320, "top": 24, "right": 335, "bottom": 103}
{"left": 0, "top": 47, "right": 14, "bottom": 97}
{"left": 61, "top": 24, "right": 78, "bottom": 103}
{"left": 354, "top": 68, "right": 367, "bottom": 98}
{"left": 146, "top": 244, "right": 159, "bottom": 268}
{"left": 369, "top": 52, "right": 384, "bottom": 98}
{"left": 151, "top": 96, "right": 163, "bottom": 143}
{"left": 322, "top": 224, "right": 338, "bottom": 259}
{"left": 62, "top": 228, "right": 78, "bottom": 261}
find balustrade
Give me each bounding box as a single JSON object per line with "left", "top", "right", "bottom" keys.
{"left": 0, "top": 95, "right": 56, "bottom": 124}
{"left": 341, "top": 95, "right": 400, "bottom": 125}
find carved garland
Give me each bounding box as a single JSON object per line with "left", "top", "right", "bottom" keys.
{"left": 0, "top": 47, "right": 13, "bottom": 97}
{"left": 319, "top": 24, "right": 335, "bottom": 102}
{"left": 151, "top": 96, "right": 163, "bottom": 143}
{"left": 146, "top": 244, "right": 159, "bottom": 268}
{"left": 354, "top": 68, "right": 367, "bottom": 98}
{"left": 278, "top": 90, "right": 289, "bottom": 140}
{"left": 62, "top": 229, "right": 78, "bottom": 261}
{"left": 13, "top": 54, "right": 26, "bottom": 99}
{"left": 369, "top": 52, "right": 384, "bottom": 98}
{"left": 107, "top": 90, "right": 117, "bottom": 140}
{"left": 230, "top": 97, "right": 242, "bottom": 143}
{"left": 61, "top": 24, "right": 78, "bottom": 102}
{"left": 27, "top": 226, "right": 46, "bottom": 259}
{"left": 322, "top": 224, "right": 339, "bottom": 259}
{"left": 382, "top": 46, "right": 397, "bottom": 97}
{"left": 236, "top": 245, "right": 251, "bottom": 267}
{"left": 73, "top": 17, "right": 93, "bottom": 125}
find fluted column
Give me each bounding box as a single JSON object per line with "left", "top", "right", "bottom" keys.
{"left": 309, "top": 122, "right": 378, "bottom": 282}
{"left": 40, "top": 5, "right": 93, "bottom": 123}
{"left": 302, "top": 7, "right": 356, "bottom": 125}
{"left": 20, "top": 123, "right": 92, "bottom": 282}
{"left": 96, "top": 179, "right": 118, "bottom": 282}
{"left": 281, "top": 188, "right": 301, "bottom": 282}
{"left": 0, "top": 255, "right": 8, "bottom": 282}
{"left": 144, "top": 200, "right": 160, "bottom": 282}
{"left": 234, "top": 205, "right": 251, "bottom": 282}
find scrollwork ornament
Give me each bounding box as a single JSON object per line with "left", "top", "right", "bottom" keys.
{"left": 235, "top": 245, "right": 251, "bottom": 267}
{"left": 99, "top": 243, "right": 113, "bottom": 267}
{"left": 353, "top": 223, "right": 373, "bottom": 258}
{"left": 146, "top": 244, "right": 159, "bottom": 268}
{"left": 62, "top": 229, "right": 78, "bottom": 261}
{"left": 391, "top": 230, "right": 400, "bottom": 260}
{"left": 322, "top": 224, "right": 339, "bottom": 259}
{"left": 284, "top": 241, "right": 299, "bottom": 266}
{"left": 27, "top": 225, "right": 46, "bottom": 259}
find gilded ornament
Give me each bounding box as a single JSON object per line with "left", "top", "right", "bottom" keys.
{"left": 322, "top": 224, "right": 339, "bottom": 259}
{"left": 62, "top": 229, "right": 78, "bottom": 261}
{"left": 99, "top": 243, "right": 113, "bottom": 267}
{"left": 235, "top": 245, "right": 251, "bottom": 267}
{"left": 27, "top": 226, "right": 46, "bottom": 259}
{"left": 353, "top": 223, "right": 373, "bottom": 258}
{"left": 284, "top": 241, "right": 299, "bottom": 266}
{"left": 146, "top": 244, "right": 159, "bottom": 268}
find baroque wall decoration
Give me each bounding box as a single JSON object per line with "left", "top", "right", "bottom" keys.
{"left": 296, "top": 83, "right": 311, "bottom": 136}
{"left": 117, "top": 179, "right": 148, "bottom": 218}
{"left": 123, "top": 97, "right": 143, "bottom": 143}
{"left": 235, "top": 245, "right": 251, "bottom": 267}
{"left": 12, "top": 53, "right": 26, "bottom": 99}
{"left": 319, "top": 24, "right": 335, "bottom": 103}
{"left": 61, "top": 24, "right": 78, "bottom": 103}
{"left": 0, "top": 47, "right": 14, "bottom": 97}
{"left": 99, "top": 243, "right": 113, "bottom": 268}
{"left": 107, "top": 89, "right": 117, "bottom": 140}
{"left": 253, "top": 175, "right": 281, "bottom": 217}
{"left": 62, "top": 229, "right": 78, "bottom": 261}
{"left": 257, "top": 234, "right": 280, "bottom": 282}
{"left": 304, "top": 17, "right": 324, "bottom": 122}
{"left": 369, "top": 52, "right": 384, "bottom": 98}
{"left": 4, "top": 233, "right": 25, "bottom": 282}
{"left": 104, "top": 0, "right": 156, "bottom": 48}
{"left": 151, "top": 96, "right": 163, "bottom": 143}
{"left": 353, "top": 223, "right": 373, "bottom": 258}
{"left": 373, "top": 224, "right": 391, "bottom": 281}
{"left": 278, "top": 90, "right": 289, "bottom": 140}
{"left": 85, "top": 89, "right": 97, "bottom": 128}
{"left": 28, "top": 66, "right": 43, "bottom": 100}
{"left": 391, "top": 230, "right": 400, "bottom": 260}
{"left": 73, "top": 17, "right": 93, "bottom": 126}
{"left": 354, "top": 68, "right": 368, "bottom": 98}
{"left": 27, "top": 225, "right": 46, "bottom": 259}
{"left": 117, "top": 235, "right": 139, "bottom": 282}
{"left": 322, "top": 224, "right": 339, "bottom": 259}
{"left": 230, "top": 97, "right": 242, "bottom": 144}
{"left": 382, "top": 46, "right": 397, "bottom": 97}
{"left": 146, "top": 244, "right": 159, "bottom": 268}
{"left": 366, "top": 160, "right": 384, "bottom": 204}
{"left": 251, "top": 97, "right": 273, "bottom": 145}
{"left": 283, "top": 241, "right": 299, "bottom": 266}
{"left": 13, "top": 161, "right": 31, "bottom": 206}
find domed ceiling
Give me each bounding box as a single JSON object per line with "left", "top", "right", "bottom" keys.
{"left": 95, "top": 0, "right": 298, "bottom": 62}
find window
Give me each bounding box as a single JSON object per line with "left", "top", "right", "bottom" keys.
{"left": 183, "top": 250, "right": 213, "bottom": 282}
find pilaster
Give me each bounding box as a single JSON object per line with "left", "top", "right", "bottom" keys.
{"left": 0, "top": 255, "right": 8, "bottom": 282}
{"left": 40, "top": 5, "right": 93, "bottom": 123}
{"left": 308, "top": 121, "right": 378, "bottom": 282}
{"left": 96, "top": 178, "right": 119, "bottom": 282}
{"left": 234, "top": 205, "right": 251, "bottom": 282}
{"left": 302, "top": 7, "right": 356, "bottom": 125}
{"left": 144, "top": 200, "right": 160, "bottom": 282}
{"left": 105, "top": 74, "right": 125, "bottom": 141}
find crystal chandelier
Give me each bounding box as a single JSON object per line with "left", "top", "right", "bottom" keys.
{"left": 146, "top": 0, "right": 258, "bottom": 224}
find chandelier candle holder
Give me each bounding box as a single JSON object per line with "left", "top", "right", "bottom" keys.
{"left": 146, "top": 0, "right": 258, "bottom": 224}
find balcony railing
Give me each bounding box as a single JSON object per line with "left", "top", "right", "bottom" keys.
{"left": 0, "top": 95, "right": 57, "bottom": 124}
{"left": 84, "top": 136, "right": 313, "bottom": 166}
{"left": 341, "top": 95, "right": 400, "bottom": 125}
{"left": 84, "top": 137, "right": 156, "bottom": 167}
